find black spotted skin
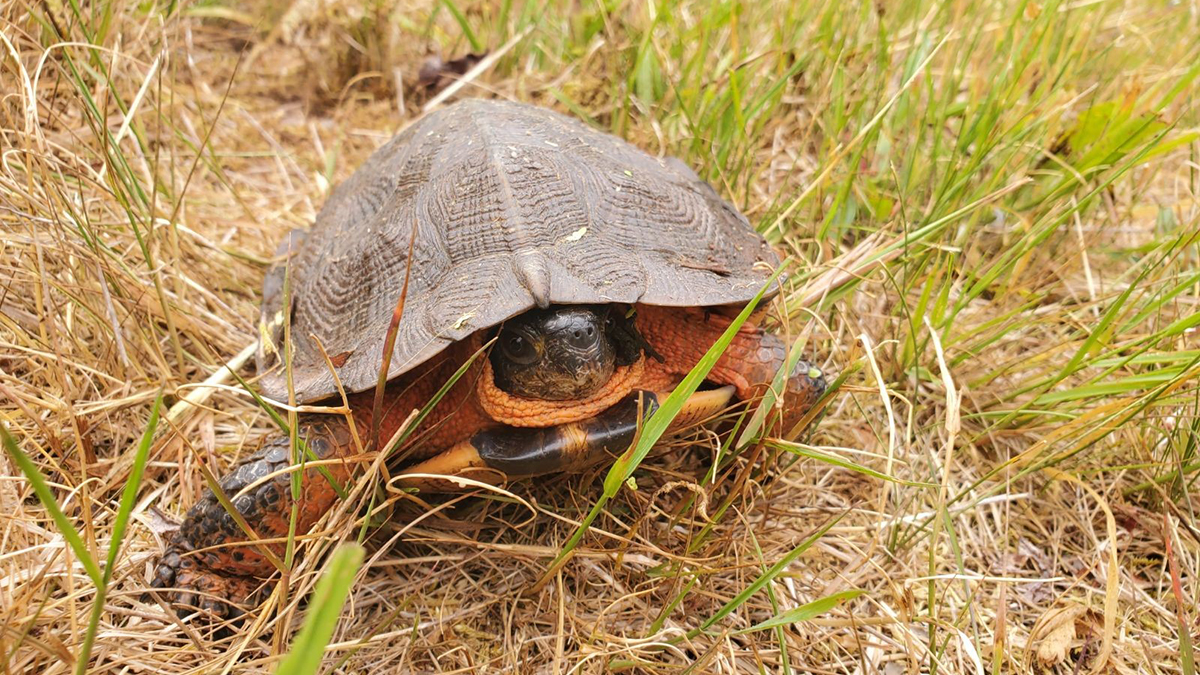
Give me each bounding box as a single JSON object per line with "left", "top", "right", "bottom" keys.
{"left": 151, "top": 419, "right": 354, "bottom": 617}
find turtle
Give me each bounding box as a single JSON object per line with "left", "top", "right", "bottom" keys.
{"left": 150, "top": 99, "right": 827, "bottom": 619}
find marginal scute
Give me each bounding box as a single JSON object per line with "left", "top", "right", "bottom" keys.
{"left": 258, "top": 99, "right": 783, "bottom": 403}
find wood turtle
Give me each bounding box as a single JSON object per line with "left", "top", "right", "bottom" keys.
{"left": 151, "top": 99, "right": 826, "bottom": 619}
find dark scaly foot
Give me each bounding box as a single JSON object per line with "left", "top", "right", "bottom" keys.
{"left": 151, "top": 418, "right": 355, "bottom": 619}
{"left": 150, "top": 543, "right": 261, "bottom": 620}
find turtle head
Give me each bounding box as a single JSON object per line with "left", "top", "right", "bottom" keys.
{"left": 490, "top": 305, "right": 631, "bottom": 401}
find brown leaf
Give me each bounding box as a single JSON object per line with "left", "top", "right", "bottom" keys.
{"left": 1032, "top": 604, "right": 1087, "bottom": 664}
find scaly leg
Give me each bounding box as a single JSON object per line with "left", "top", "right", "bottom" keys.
{"left": 150, "top": 418, "right": 356, "bottom": 618}
{"left": 635, "top": 304, "right": 826, "bottom": 431}
{"left": 151, "top": 346, "right": 489, "bottom": 619}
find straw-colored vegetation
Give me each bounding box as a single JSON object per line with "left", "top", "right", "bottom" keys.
{"left": 2, "top": 0, "right": 1198, "bottom": 672}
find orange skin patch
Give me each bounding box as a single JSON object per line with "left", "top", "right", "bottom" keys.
{"left": 635, "top": 304, "right": 824, "bottom": 431}
{"left": 349, "top": 339, "right": 493, "bottom": 458}
{"left": 476, "top": 355, "right": 646, "bottom": 427}
{"left": 635, "top": 304, "right": 779, "bottom": 398}
{"left": 155, "top": 305, "right": 820, "bottom": 615}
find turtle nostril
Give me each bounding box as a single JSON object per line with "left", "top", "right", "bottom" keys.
{"left": 563, "top": 319, "right": 600, "bottom": 349}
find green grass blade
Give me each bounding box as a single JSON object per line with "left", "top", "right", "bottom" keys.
{"left": 735, "top": 333, "right": 809, "bottom": 447}
{"left": 77, "top": 394, "right": 162, "bottom": 675}
{"left": 683, "top": 511, "right": 844, "bottom": 640}
{"left": 538, "top": 268, "right": 786, "bottom": 584}
{"left": 2, "top": 395, "right": 161, "bottom": 674}
{"left": 441, "top": 0, "right": 483, "bottom": 52}
{"left": 734, "top": 589, "right": 864, "bottom": 634}
{"left": 767, "top": 440, "right": 937, "bottom": 488}
{"left": 103, "top": 393, "right": 162, "bottom": 580}
{"left": 1181, "top": 618, "right": 1196, "bottom": 675}
{"left": 601, "top": 268, "right": 788, "bottom": 497}
{"left": 1, "top": 427, "right": 103, "bottom": 587}
{"left": 274, "top": 544, "right": 365, "bottom": 675}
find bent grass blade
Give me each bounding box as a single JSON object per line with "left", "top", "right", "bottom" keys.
{"left": 734, "top": 589, "right": 864, "bottom": 635}
{"left": 683, "top": 511, "right": 845, "bottom": 641}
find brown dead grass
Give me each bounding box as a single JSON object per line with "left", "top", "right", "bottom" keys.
{"left": 2, "top": 0, "right": 1198, "bottom": 673}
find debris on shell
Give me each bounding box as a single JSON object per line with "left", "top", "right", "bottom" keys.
{"left": 561, "top": 226, "right": 588, "bottom": 243}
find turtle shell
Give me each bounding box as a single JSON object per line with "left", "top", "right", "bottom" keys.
{"left": 257, "top": 99, "right": 782, "bottom": 403}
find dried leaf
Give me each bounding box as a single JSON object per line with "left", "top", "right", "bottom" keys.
{"left": 1033, "top": 604, "right": 1087, "bottom": 664}
{"left": 142, "top": 506, "right": 181, "bottom": 538}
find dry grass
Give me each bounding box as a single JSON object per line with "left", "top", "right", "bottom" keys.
{"left": 2, "top": 0, "right": 1199, "bottom": 673}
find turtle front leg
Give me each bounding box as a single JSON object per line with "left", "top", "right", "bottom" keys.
{"left": 151, "top": 418, "right": 356, "bottom": 620}
{"left": 402, "top": 386, "right": 736, "bottom": 484}
{"left": 636, "top": 305, "right": 827, "bottom": 432}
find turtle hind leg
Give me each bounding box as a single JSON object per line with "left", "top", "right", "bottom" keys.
{"left": 150, "top": 418, "right": 356, "bottom": 620}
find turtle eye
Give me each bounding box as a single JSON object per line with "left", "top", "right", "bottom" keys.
{"left": 500, "top": 332, "right": 539, "bottom": 365}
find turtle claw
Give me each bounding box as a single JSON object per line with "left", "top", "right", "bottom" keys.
{"left": 157, "top": 576, "right": 255, "bottom": 623}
